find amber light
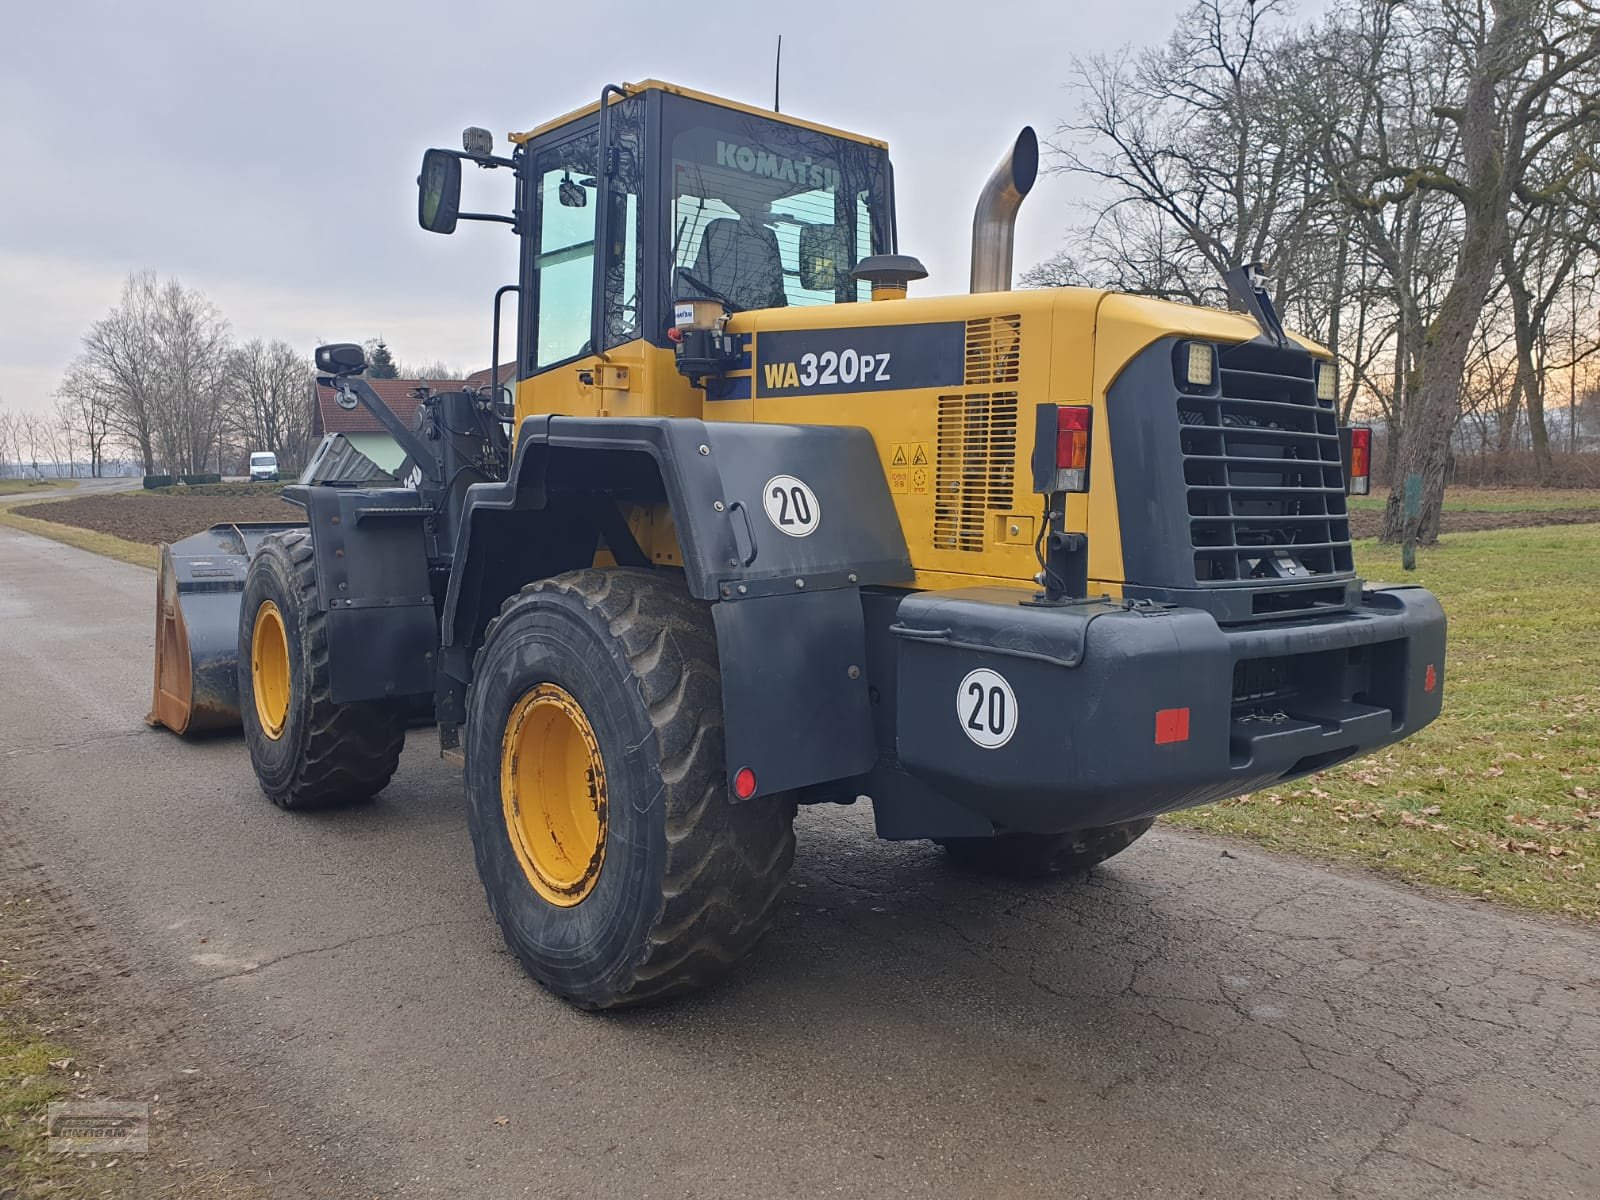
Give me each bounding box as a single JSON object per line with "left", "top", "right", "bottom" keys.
{"left": 1348, "top": 426, "right": 1372, "bottom": 496}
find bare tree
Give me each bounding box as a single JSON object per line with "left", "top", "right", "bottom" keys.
{"left": 56, "top": 367, "right": 116, "bottom": 477}
{"left": 70, "top": 271, "right": 233, "bottom": 475}
{"left": 0, "top": 401, "right": 18, "bottom": 477}
{"left": 225, "top": 339, "right": 313, "bottom": 471}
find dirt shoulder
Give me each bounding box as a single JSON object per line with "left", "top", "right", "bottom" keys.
{"left": 1347, "top": 505, "right": 1600, "bottom": 539}
{"left": 0, "top": 816, "right": 347, "bottom": 1198}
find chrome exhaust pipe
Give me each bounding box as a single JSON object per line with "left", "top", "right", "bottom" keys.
{"left": 970, "top": 126, "right": 1039, "bottom": 293}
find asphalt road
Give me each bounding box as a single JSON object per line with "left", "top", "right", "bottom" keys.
{"left": 2, "top": 523, "right": 1597, "bottom": 1199}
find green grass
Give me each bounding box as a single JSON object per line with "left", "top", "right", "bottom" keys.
{"left": 1348, "top": 486, "right": 1600, "bottom": 512}
{"left": 1172, "top": 524, "right": 1600, "bottom": 919}
{"left": 0, "top": 479, "right": 75, "bottom": 497}
{"left": 0, "top": 978, "right": 78, "bottom": 1194}
{"left": 0, "top": 508, "right": 156, "bottom": 569}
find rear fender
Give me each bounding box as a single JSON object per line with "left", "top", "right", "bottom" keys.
{"left": 440, "top": 415, "right": 914, "bottom": 796}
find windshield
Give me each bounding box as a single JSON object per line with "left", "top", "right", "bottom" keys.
{"left": 251, "top": 454, "right": 275, "bottom": 465}
{"left": 664, "top": 98, "right": 892, "bottom": 312}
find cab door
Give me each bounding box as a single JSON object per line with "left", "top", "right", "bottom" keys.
{"left": 515, "top": 98, "right": 690, "bottom": 424}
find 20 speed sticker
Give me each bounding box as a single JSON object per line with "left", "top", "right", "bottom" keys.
{"left": 762, "top": 475, "right": 820, "bottom": 537}
{"left": 957, "top": 668, "right": 1017, "bottom": 748}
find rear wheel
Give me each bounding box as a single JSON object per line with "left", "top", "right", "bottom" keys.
{"left": 938, "top": 818, "right": 1154, "bottom": 878}
{"left": 238, "top": 530, "right": 408, "bottom": 809}
{"left": 465, "top": 567, "right": 796, "bottom": 1009}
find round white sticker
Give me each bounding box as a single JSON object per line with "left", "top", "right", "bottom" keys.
{"left": 957, "top": 668, "right": 1018, "bottom": 749}
{"left": 762, "top": 475, "right": 820, "bottom": 537}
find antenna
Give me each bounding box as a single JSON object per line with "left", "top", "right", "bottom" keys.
{"left": 774, "top": 35, "right": 783, "bottom": 111}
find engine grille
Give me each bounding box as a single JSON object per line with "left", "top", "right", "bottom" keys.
{"left": 1179, "top": 342, "right": 1353, "bottom": 584}
{"left": 934, "top": 317, "right": 1021, "bottom": 553}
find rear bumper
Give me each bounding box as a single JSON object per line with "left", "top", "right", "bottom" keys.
{"left": 890, "top": 585, "right": 1445, "bottom": 833}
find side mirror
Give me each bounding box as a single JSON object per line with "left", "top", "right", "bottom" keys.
{"left": 798, "top": 224, "right": 845, "bottom": 292}
{"left": 418, "top": 149, "right": 462, "bottom": 234}
{"left": 315, "top": 343, "right": 367, "bottom": 376}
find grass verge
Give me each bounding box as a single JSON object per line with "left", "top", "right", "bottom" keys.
{"left": 0, "top": 913, "right": 133, "bottom": 1197}
{"left": 0, "top": 508, "right": 156, "bottom": 569}
{"left": 1348, "top": 486, "right": 1600, "bottom": 513}
{"left": 1172, "top": 523, "right": 1600, "bottom": 919}
{"left": 0, "top": 479, "right": 75, "bottom": 497}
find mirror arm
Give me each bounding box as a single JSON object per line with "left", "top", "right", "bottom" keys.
{"left": 433, "top": 147, "right": 517, "bottom": 171}
{"left": 589, "top": 82, "right": 629, "bottom": 364}
{"left": 456, "top": 211, "right": 517, "bottom": 226}
{"left": 336, "top": 377, "right": 443, "bottom": 482}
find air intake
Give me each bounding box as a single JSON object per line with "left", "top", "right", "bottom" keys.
{"left": 934, "top": 317, "right": 1022, "bottom": 552}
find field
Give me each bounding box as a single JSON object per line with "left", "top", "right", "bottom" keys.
{"left": 4, "top": 481, "right": 1597, "bottom": 919}
{"left": 1346, "top": 485, "right": 1600, "bottom": 537}
{"left": 11, "top": 488, "right": 301, "bottom": 545}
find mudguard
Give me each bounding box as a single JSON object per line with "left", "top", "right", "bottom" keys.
{"left": 288, "top": 485, "right": 437, "bottom": 704}
{"left": 441, "top": 415, "right": 913, "bottom": 796}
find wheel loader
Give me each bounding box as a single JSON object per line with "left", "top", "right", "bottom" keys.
{"left": 148, "top": 81, "right": 1446, "bottom": 1009}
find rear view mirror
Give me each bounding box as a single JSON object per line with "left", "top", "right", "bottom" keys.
{"left": 799, "top": 224, "right": 844, "bottom": 291}
{"left": 314, "top": 343, "right": 367, "bottom": 376}
{"left": 418, "top": 149, "right": 462, "bottom": 234}
{"left": 558, "top": 174, "right": 588, "bottom": 208}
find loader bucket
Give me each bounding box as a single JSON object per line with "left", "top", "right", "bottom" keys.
{"left": 147, "top": 522, "right": 305, "bottom": 736}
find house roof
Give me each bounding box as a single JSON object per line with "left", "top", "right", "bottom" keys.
{"left": 310, "top": 376, "right": 465, "bottom": 436}
{"left": 462, "top": 362, "right": 517, "bottom": 388}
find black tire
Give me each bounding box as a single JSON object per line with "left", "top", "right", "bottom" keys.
{"left": 465, "top": 567, "right": 796, "bottom": 1009}
{"left": 938, "top": 818, "right": 1155, "bottom": 879}
{"left": 238, "top": 529, "right": 407, "bottom": 810}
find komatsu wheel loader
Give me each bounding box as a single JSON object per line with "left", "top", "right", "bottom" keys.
{"left": 148, "top": 81, "right": 1445, "bottom": 1009}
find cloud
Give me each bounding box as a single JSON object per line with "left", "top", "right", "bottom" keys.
{"left": 1, "top": 0, "right": 1175, "bottom": 413}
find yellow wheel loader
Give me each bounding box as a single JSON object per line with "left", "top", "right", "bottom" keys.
{"left": 149, "top": 81, "right": 1444, "bottom": 1009}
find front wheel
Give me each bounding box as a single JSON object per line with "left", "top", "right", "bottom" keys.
{"left": 464, "top": 568, "right": 796, "bottom": 1009}
{"left": 238, "top": 530, "right": 408, "bottom": 809}
{"left": 938, "top": 818, "right": 1155, "bottom": 878}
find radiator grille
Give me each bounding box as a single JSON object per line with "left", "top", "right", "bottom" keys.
{"left": 1180, "top": 343, "right": 1353, "bottom": 582}
{"left": 932, "top": 318, "right": 1022, "bottom": 552}
{"left": 934, "top": 394, "right": 1019, "bottom": 551}
{"left": 963, "top": 315, "right": 1022, "bottom": 386}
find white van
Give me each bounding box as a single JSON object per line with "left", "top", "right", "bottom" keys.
{"left": 248, "top": 451, "right": 279, "bottom": 482}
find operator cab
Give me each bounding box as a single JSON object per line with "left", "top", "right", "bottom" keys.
{"left": 418, "top": 81, "right": 897, "bottom": 383}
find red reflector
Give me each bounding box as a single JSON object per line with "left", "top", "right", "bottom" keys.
{"left": 1056, "top": 405, "right": 1091, "bottom": 471}
{"left": 666, "top": 326, "right": 684, "bottom": 343}
{"left": 1155, "top": 707, "right": 1190, "bottom": 745}
{"left": 1424, "top": 664, "right": 1437, "bottom": 693}
{"left": 733, "top": 767, "right": 757, "bottom": 799}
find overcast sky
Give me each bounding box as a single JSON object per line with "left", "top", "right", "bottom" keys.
{"left": 0, "top": 0, "right": 1199, "bottom": 414}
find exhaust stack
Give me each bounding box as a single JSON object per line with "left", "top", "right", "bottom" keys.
{"left": 970, "top": 126, "right": 1039, "bottom": 293}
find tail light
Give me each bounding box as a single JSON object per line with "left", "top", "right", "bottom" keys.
{"left": 1031, "top": 404, "right": 1092, "bottom": 494}
{"left": 1346, "top": 426, "right": 1371, "bottom": 496}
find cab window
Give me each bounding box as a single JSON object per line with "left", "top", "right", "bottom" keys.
{"left": 665, "top": 102, "right": 891, "bottom": 312}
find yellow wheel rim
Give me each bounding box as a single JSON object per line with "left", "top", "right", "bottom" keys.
{"left": 500, "top": 684, "right": 607, "bottom": 906}
{"left": 250, "top": 600, "right": 291, "bottom": 740}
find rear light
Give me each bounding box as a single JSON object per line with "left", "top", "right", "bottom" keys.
{"left": 732, "top": 766, "right": 757, "bottom": 799}
{"left": 1347, "top": 426, "right": 1371, "bottom": 496}
{"left": 1031, "top": 404, "right": 1092, "bottom": 494}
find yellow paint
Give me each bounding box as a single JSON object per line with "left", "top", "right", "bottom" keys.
{"left": 509, "top": 263, "right": 1324, "bottom": 596}
{"left": 509, "top": 80, "right": 888, "bottom": 149}
{"left": 250, "top": 600, "right": 290, "bottom": 740}
{"left": 499, "top": 683, "right": 607, "bottom": 906}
